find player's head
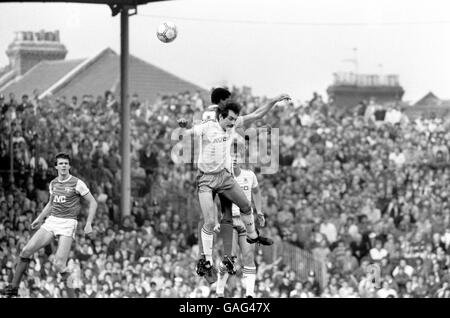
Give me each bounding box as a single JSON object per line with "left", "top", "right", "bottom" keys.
{"left": 211, "top": 87, "right": 231, "bottom": 106}
{"left": 54, "top": 152, "right": 71, "bottom": 176}
{"left": 216, "top": 101, "right": 241, "bottom": 129}
{"left": 232, "top": 154, "right": 244, "bottom": 174}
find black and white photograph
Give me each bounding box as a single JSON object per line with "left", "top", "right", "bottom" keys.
{"left": 0, "top": 0, "right": 450, "bottom": 303}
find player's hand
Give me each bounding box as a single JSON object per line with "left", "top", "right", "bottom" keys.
{"left": 213, "top": 223, "right": 221, "bottom": 233}
{"left": 84, "top": 222, "right": 93, "bottom": 236}
{"left": 273, "top": 94, "right": 291, "bottom": 104}
{"left": 177, "top": 118, "right": 188, "bottom": 128}
{"left": 256, "top": 213, "right": 266, "bottom": 228}
{"left": 31, "top": 217, "right": 42, "bottom": 230}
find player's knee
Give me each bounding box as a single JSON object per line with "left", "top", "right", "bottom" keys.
{"left": 203, "top": 219, "right": 216, "bottom": 232}
{"left": 20, "top": 246, "right": 33, "bottom": 258}
{"left": 239, "top": 203, "right": 252, "bottom": 215}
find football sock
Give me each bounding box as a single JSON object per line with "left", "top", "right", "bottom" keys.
{"left": 11, "top": 257, "right": 30, "bottom": 288}
{"left": 243, "top": 266, "right": 257, "bottom": 298}
{"left": 216, "top": 272, "right": 229, "bottom": 296}
{"left": 197, "top": 221, "right": 204, "bottom": 256}
{"left": 201, "top": 226, "right": 214, "bottom": 263}
{"left": 220, "top": 222, "right": 234, "bottom": 256}
{"left": 240, "top": 214, "right": 257, "bottom": 239}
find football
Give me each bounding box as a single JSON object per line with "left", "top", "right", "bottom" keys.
{"left": 156, "top": 22, "right": 178, "bottom": 43}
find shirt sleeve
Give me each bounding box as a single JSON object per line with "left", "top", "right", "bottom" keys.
{"left": 250, "top": 171, "right": 259, "bottom": 188}
{"left": 202, "top": 111, "right": 216, "bottom": 121}
{"left": 75, "top": 180, "right": 90, "bottom": 196}
{"left": 192, "top": 122, "right": 205, "bottom": 137}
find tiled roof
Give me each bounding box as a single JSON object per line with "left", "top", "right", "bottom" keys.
{"left": 53, "top": 48, "right": 207, "bottom": 102}
{"left": 0, "top": 59, "right": 85, "bottom": 97}
{"left": 404, "top": 91, "right": 450, "bottom": 119}
{"left": 0, "top": 47, "right": 207, "bottom": 103}
{"left": 126, "top": 54, "right": 206, "bottom": 102}
{"left": 52, "top": 48, "right": 119, "bottom": 99}
{"left": 413, "top": 91, "right": 447, "bottom": 107}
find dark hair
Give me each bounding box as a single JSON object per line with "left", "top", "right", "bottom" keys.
{"left": 54, "top": 152, "right": 71, "bottom": 166}
{"left": 105, "top": 90, "right": 113, "bottom": 99}
{"left": 216, "top": 101, "right": 241, "bottom": 121}
{"left": 211, "top": 87, "right": 231, "bottom": 105}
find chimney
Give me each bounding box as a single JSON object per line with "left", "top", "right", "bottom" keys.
{"left": 6, "top": 30, "right": 68, "bottom": 76}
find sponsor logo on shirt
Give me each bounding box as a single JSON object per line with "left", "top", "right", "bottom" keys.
{"left": 53, "top": 195, "right": 67, "bottom": 203}
{"left": 213, "top": 136, "right": 227, "bottom": 143}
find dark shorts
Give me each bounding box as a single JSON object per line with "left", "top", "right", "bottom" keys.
{"left": 216, "top": 193, "right": 247, "bottom": 236}
{"left": 196, "top": 169, "right": 236, "bottom": 193}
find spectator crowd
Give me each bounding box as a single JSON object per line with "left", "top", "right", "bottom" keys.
{"left": 1, "top": 87, "right": 450, "bottom": 298}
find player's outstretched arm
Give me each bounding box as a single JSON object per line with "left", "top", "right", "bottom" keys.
{"left": 241, "top": 94, "right": 291, "bottom": 127}
{"left": 82, "top": 192, "right": 98, "bottom": 235}
{"left": 31, "top": 200, "right": 52, "bottom": 229}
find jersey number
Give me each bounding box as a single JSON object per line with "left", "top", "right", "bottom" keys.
{"left": 53, "top": 195, "right": 66, "bottom": 203}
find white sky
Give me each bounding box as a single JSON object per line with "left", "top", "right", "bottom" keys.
{"left": 0, "top": 0, "right": 449, "bottom": 103}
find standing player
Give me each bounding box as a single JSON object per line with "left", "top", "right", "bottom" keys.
{"left": 216, "top": 156, "right": 264, "bottom": 298}
{"left": 178, "top": 90, "right": 289, "bottom": 282}
{"left": 1, "top": 153, "right": 97, "bottom": 298}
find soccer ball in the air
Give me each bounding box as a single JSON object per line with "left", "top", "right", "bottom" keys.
{"left": 156, "top": 22, "right": 178, "bottom": 43}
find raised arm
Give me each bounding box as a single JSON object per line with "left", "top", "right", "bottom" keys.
{"left": 241, "top": 94, "right": 290, "bottom": 127}
{"left": 30, "top": 200, "right": 53, "bottom": 230}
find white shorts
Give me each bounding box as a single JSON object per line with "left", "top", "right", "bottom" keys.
{"left": 41, "top": 215, "right": 78, "bottom": 239}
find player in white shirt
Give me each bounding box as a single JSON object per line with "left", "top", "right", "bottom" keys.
{"left": 216, "top": 156, "right": 265, "bottom": 298}
{"left": 195, "top": 88, "right": 234, "bottom": 283}
{"left": 202, "top": 105, "right": 219, "bottom": 121}
{"left": 178, "top": 88, "right": 289, "bottom": 283}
